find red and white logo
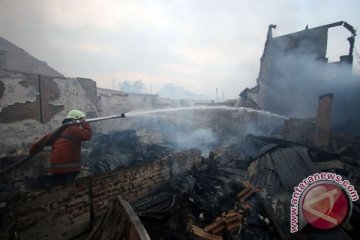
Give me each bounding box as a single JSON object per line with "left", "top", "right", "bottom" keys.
{"left": 301, "top": 183, "right": 349, "bottom": 230}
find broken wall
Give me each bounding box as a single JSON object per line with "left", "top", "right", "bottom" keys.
{"left": 0, "top": 70, "right": 99, "bottom": 157}
{"left": 97, "top": 88, "right": 158, "bottom": 114}
{"left": 97, "top": 88, "right": 159, "bottom": 133}
{"left": 8, "top": 148, "right": 201, "bottom": 240}
{"left": 243, "top": 22, "right": 360, "bottom": 134}
{"left": 94, "top": 88, "right": 166, "bottom": 133}
{"left": 96, "top": 88, "right": 198, "bottom": 134}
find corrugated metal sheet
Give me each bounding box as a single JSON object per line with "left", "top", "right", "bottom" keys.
{"left": 247, "top": 146, "right": 318, "bottom": 196}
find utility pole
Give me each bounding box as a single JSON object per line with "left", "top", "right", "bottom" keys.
{"left": 216, "top": 88, "right": 218, "bottom": 102}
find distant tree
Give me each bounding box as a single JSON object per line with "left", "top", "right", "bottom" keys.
{"left": 119, "top": 80, "right": 146, "bottom": 93}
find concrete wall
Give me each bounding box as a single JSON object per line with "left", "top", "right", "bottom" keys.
{"left": 8, "top": 148, "right": 201, "bottom": 240}
{"left": 97, "top": 88, "right": 157, "bottom": 116}
{"left": 239, "top": 23, "right": 360, "bottom": 134}
{"left": 0, "top": 70, "right": 180, "bottom": 157}
{"left": 0, "top": 70, "right": 99, "bottom": 157}
{"left": 96, "top": 88, "right": 184, "bottom": 133}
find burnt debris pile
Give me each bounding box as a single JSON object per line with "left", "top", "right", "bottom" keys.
{"left": 131, "top": 157, "right": 275, "bottom": 240}
{"left": 1, "top": 21, "right": 360, "bottom": 240}
{"left": 83, "top": 130, "right": 175, "bottom": 173}
{"left": 120, "top": 131, "right": 360, "bottom": 240}
{"left": 1, "top": 108, "right": 360, "bottom": 240}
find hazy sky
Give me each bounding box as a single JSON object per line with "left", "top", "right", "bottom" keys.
{"left": 1, "top": 0, "right": 359, "bottom": 99}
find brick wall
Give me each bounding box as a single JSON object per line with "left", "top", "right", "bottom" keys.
{"left": 10, "top": 148, "right": 201, "bottom": 240}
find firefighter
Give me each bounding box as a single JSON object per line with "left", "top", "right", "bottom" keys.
{"left": 30, "top": 109, "right": 92, "bottom": 184}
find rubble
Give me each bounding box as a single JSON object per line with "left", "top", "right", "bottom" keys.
{"left": 188, "top": 222, "right": 223, "bottom": 240}
{"left": 0, "top": 148, "right": 202, "bottom": 240}
{"left": 110, "top": 125, "right": 360, "bottom": 240}
{"left": 129, "top": 157, "right": 275, "bottom": 240}
{"left": 86, "top": 196, "right": 151, "bottom": 240}
{"left": 83, "top": 130, "right": 175, "bottom": 174}
{"left": 1, "top": 106, "right": 359, "bottom": 240}
{"left": 1, "top": 21, "right": 360, "bottom": 240}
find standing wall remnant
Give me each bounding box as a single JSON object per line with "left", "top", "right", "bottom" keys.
{"left": 0, "top": 70, "right": 99, "bottom": 157}
{"left": 238, "top": 21, "right": 360, "bottom": 134}
{"left": 8, "top": 148, "right": 201, "bottom": 240}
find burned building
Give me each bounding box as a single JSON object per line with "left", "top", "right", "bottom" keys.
{"left": 1, "top": 23, "right": 360, "bottom": 240}
{"left": 237, "top": 21, "right": 360, "bottom": 134}
{"left": 0, "top": 36, "right": 175, "bottom": 157}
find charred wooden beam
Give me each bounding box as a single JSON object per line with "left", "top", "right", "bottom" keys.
{"left": 204, "top": 219, "right": 225, "bottom": 234}
{"left": 86, "top": 196, "right": 151, "bottom": 240}
{"left": 188, "top": 222, "right": 223, "bottom": 240}
{"left": 237, "top": 187, "right": 255, "bottom": 202}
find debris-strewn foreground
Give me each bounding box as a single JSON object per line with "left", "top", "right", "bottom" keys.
{"left": 75, "top": 127, "right": 360, "bottom": 240}
{"left": 125, "top": 133, "right": 360, "bottom": 240}
{"left": 1, "top": 119, "right": 360, "bottom": 240}
{"left": 1, "top": 20, "right": 360, "bottom": 240}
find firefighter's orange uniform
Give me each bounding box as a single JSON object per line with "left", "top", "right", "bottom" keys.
{"left": 30, "top": 110, "right": 92, "bottom": 175}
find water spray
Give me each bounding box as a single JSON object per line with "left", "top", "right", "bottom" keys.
{"left": 125, "top": 106, "right": 288, "bottom": 119}
{"left": 1, "top": 106, "right": 286, "bottom": 176}
{"left": 0, "top": 113, "right": 126, "bottom": 176}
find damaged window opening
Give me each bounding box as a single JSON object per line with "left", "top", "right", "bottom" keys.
{"left": 327, "top": 27, "right": 351, "bottom": 63}
{"left": 0, "top": 21, "right": 360, "bottom": 240}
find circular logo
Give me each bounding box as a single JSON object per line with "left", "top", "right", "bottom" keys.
{"left": 301, "top": 183, "right": 349, "bottom": 230}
